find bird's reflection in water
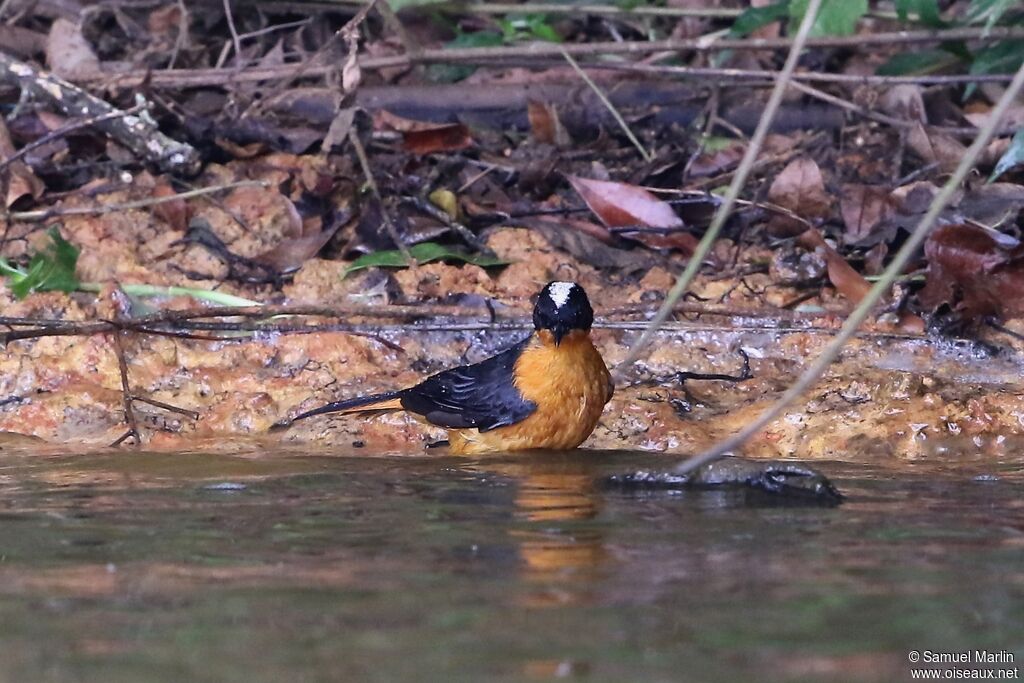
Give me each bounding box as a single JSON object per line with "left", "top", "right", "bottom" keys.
{"left": 464, "top": 453, "right": 609, "bottom": 608}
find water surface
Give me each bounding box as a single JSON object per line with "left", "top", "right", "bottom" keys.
{"left": 0, "top": 448, "right": 1020, "bottom": 682}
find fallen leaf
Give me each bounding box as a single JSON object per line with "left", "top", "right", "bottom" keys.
{"left": 688, "top": 141, "right": 744, "bottom": 178}
{"left": 322, "top": 107, "right": 357, "bottom": 152}
{"left": 907, "top": 122, "right": 966, "bottom": 174}
{"left": 878, "top": 85, "right": 927, "bottom": 123}
{"left": 0, "top": 118, "right": 44, "bottom": 209}
{"left": 527, "top": 100, "right": 570, "bottom": 147}
{"left": 839, "top": 183, "right": 892, "bottom": 243}
{"left": 255, "top": 210, "right": 350, "bottom": 275}
{"left": 797, "top": 228, "right": 871, "bottom": 305}
{"left": 45, "top": 18, "right": 102, "bottom": 80}
{"left": 402, "top": 124, "right": 473, "bottom": 155}
{"left": 567, "top": 175, "right": 697, "bottom": 252}
{"left": 527, "top": 217, "right": 654, "bottom": 273}
{"left": 918, "top": 223, "right": 1024, "bottom": 320}
{"left": 890, "top": 181, "right": 942, "bottom": 216}
{"left": 374, "top": 110, "right": 474, "bottom": 154}
{"left": 568, "top": 176, "right": 682, "bottom": 229}
{"left": 767, "top": 157, "right": 832, "bottom": 220}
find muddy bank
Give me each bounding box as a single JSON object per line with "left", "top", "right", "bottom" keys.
{"left": 3, "top": 221, "right": 1024, "bottom": 459}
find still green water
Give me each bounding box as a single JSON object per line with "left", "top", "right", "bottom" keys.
{"left": 0, "top": 448, "right": 1020, "bottom": 683}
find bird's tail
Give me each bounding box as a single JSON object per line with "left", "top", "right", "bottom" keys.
{"left": 270, "top": 391, "right": 403, "bottom": 431}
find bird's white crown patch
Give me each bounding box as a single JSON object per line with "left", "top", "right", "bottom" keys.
{"left": 547, "top": 281, "right": 576, "bottom": 309}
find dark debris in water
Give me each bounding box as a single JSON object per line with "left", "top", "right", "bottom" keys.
{"left": 605, "top": 458, "right": 845, "bottom": 506}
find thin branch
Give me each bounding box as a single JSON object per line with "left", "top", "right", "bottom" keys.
{"left": 789, "top": 80, "right": 915, "bottom": 130}
{"left": 560, "top": 47, "right": 651, "bottom": 162}
{"left": 110, "top": 329, "right": 140, "bottom": 447}
{"left": 130, "top": 395, "right": 200, "bottom": 420}
{"left": 89, "top": 26, "right": 1024, "bottom": 89}
{"left": 432, "top": 2, "right": 744, "bottom": 18}
{"left": 567, "top": 60, "right": 1023, "bottom": 88}
{"left": 0, "top": 104, "right": 146, "bottom": 175}
{"left": 350, "top": 133, "right": 415, "bottom": 264}
{"left": 0, "top": 52, "right": 200, "bottom": 174}
{"left": 2, "top": 180, "right": 268, "bottom": 223}
{"left": 251, "top": 0, "right": 377, "bottom": 113}
{"left": 223, "top": 0, "right": 243, "bottom": 70}
{"left": 618, "top": 0, "right": 824, "bottom": 370}
{"left": 668, "top": 59, "right": 1024, "bottom": 476}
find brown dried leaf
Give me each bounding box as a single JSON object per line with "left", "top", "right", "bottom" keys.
{"left": 839, "top": 184, "right": 892, "bottom": 243}
{"left": 0, "top": 118, "right": 44, "bottom": 209}
{"left": 567, "top": 175, "right": 682, "bottom": 230}
{"left": 45, "top": 18, "right": 102, "bottom": 80}
{"left": 401, "top": 124, "right": 473, "bottom": 155}
{"left": 907, "top": 122, "right": 966, "bottom": 174}
{"left": 372, "top": 111, "right": 474, "bottom": 153}
{"left": 567, "top": 175, "right": 697, "bottom": 252}
{"left": 796, "top": 228, "right": 871, "bottom": 305}
{"left": 919, "top": 223, "right": 1024, "bottom": 320}
{"left": 890, "top": 181, "right": 942, "bottom": 216}
{"left": 878, "top": 85, "right": 927, "bottom": 123}
{"left": 688, "top": 143, "right": 744, "bottom": 178}
{"left": 527, "top": 100, "right": 569, "bottom": 147}
{"left": 255, "top": 212, "right": 348, "bottom": 275}
{"left": 767, "top": 157, "right": 832, "bottom": 220}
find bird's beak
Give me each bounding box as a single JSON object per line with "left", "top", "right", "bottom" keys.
{"left": 551, "top": 326, "right": 568, "bottom": 345}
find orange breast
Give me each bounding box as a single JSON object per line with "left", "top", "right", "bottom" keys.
{"left": 448, "top": 331, "right": 612, "bottom": 455}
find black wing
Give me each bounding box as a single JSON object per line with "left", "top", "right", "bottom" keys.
{"left": 399, "top": 338, "right": 537, "bottom": 431}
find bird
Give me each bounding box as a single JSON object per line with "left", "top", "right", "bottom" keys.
{"left": 274, "top": 281, "right": 613, "bottom": 454}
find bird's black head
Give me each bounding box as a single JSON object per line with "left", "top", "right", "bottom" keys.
{"left": 533, "top": 281, "right": 594, "bottom": 345}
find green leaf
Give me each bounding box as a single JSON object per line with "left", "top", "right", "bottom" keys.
{"left": 991, "top": 128, "right": 1024, "bottom": 181}
{"left": 789, "top": 0, "right": 867, "bottom": 37}
{"left": 966, "top": 40, "right": 1024, "bottom": 98}
{"left": 0, "top": 227, "right": 80, "bottom": 299}
{"left": 387, "top": 0, "right": 448, "bottom": 9}
{"left": 877, "top": 49, "right": 962, "bottom": 75}
{"left": 427, "top": 31, "right": 504, "bottom": 83}
{"left": 730, "top": 1, "right": 790, "bottom": 37}
{"left": 965, "top": 0, "right": 1016, "bottom": 33}
{"left": 894, "top": 0, "right": 944, "bottom": 27}
{"left": 343, "top": 242, "right": 511, "bottom": 277}
{"left": 499, "top": 14, "right": 562, "bottom": 43}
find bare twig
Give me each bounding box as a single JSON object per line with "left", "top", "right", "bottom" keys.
{"left": 110, "top": 328, "right": 140, "bottom": 447}
{"left": 788, "top": 81, "right": 1010, "bottom": 138}
{"left": 130, "top": 395, "right": 200, "bottom": 420}
{"left": 222, "top": 0, "right": 243, "bottom": 70}
{"left": 2, "top": 180, "right": 268, "bottom": 223}
{"left": 350, "top": 133, "right": 415, "bottom": 264}
{"left": 0, "top": 104, "right": 146, "bottom": 175}
{"left": 789, "top": 80, "right": 915, "bottom": 130}
{"left": 569, "top": 61, "right": 1024, "bottom": 88}
{"left": 433, "top": 2, "right": 743, "bottom": 18}
{"left": 619, "top": 0, "right": 824, "bottom": 370}
{"left": 560, "top": 47, "right": 652, "bottom": 162}
{"left": 252, "top": 0, "right": 377, "bottom": 113}
{"left": 668, "top": 59, "right": 1024, "bottom": 476}
{"left": 88, "top": 27, "right": 1024, "bottom": 89}
{"left": 0, "top": 52, "right": 200, "bottom": 174}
